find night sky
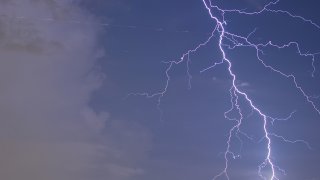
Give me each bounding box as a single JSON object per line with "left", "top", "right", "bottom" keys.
{"left": 1, "top": 0, "right": 320, "bottom": 180}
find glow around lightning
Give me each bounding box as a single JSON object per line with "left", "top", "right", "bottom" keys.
{"left": 132, "top": 0, "right": 319, "bottom": 179}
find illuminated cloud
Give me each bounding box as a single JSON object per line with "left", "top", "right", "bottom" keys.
{"left": 0, "top": 1, "right": 151, "bottom": 180}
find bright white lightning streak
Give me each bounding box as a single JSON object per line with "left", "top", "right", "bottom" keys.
{"left": 202, "top": 1, "right": 319, "bottom": 179}
{"left": 203, "top": 2, "right": 278, "bottom": 177}
{"left": 130, "top": 0, "right": 319, "bottom": 179}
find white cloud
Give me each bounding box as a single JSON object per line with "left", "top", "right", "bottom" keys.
{"left": 0, "top": 1, "right": 151, "bottom": 180}
{"left": 239, "top": 82, "right": 250, "bottom": 87}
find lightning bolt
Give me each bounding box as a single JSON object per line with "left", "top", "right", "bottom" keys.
{"left": 129, "top": 0, "right": 319, "bottom": 179}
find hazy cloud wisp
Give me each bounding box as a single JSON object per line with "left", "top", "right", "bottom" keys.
{"left": 0, "top": 1, "right": 151, "bottom": 180}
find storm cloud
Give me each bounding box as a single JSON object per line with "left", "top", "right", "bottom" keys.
{"left": 0, "top": 1, "right": 151, "bottom": 180}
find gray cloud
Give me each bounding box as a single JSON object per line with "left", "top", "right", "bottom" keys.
{"left": 0, "top": 1, "right": 151, "bottom": 179}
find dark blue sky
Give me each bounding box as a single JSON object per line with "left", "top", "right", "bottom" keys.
{"left": 4, "top": 0, "right": 320, "bottom": 180}
{"left": 82, "top": 0, "right": 320, "bottom": 179}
